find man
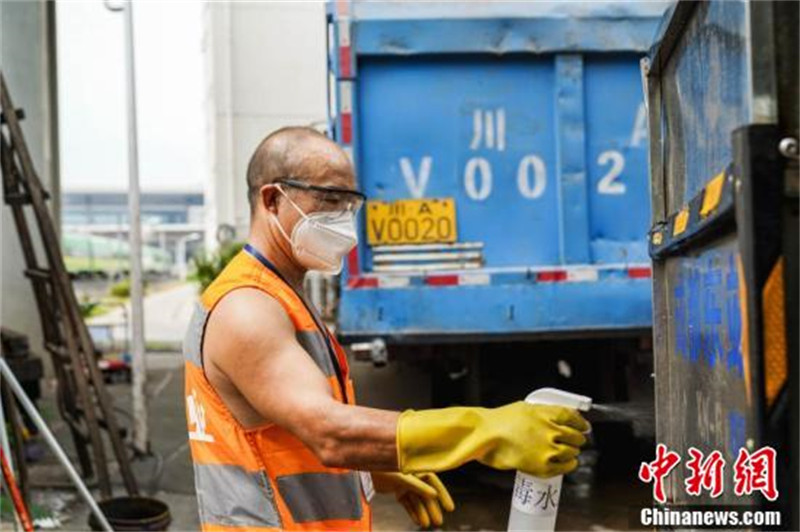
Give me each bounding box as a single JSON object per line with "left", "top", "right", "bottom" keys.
{"left": 184, "top": 127, "right": 589, "bottom": 531}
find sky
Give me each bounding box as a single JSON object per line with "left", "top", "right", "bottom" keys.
{"left": 56, "top": 0, "right": 206, "bottom": 192}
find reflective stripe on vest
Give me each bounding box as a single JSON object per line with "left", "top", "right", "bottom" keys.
{"left": 194, "top": 463, "right": 280, "bottom": 529}
{"left": 276, "top": 472, "right": 362, "bottom": 523}
{"left": 296, "top": 331, "right": 336, "bottom": 376}
{"left": 184, "top": 250, "right": 371, "bottom": 531}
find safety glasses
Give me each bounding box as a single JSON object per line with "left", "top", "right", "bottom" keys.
{"left": 275, "top": 178, "right": 366, "bottom": 214}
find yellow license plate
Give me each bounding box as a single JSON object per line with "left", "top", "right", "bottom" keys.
{"left": 366, "top": 198, "right": 457, "bottom": 246}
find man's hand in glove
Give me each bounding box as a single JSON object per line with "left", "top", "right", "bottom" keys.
{"left": 397, "top": 402, "right": 589, "bottom": 478}
{"left": 372, "top": 471, "right": 455, "bottom": 528}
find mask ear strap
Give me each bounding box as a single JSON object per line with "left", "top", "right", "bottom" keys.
{"left": 270, "top": 184, "right": 309, "bottom": 243}
{"left": 270, "top": 210, "right": 293, "bottom": 243}
{"left": 268, "top": 185, "right": 293, "bottom": 243}
{"left": 276, "top": 184, "right": 310, "bottom": 221}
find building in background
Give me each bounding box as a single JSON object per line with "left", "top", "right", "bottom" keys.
{"left": 62, "top": 188, "right": 204, "bottom": 277}
{"left": 1, "top": 0, "right": 59, "bottom": 353}
{"left": 202, "top": 2, "right": 328, "bottom": 248}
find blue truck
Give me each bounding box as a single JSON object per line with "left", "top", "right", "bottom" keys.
{"left": 327, "top": 2, "right": 667, "bottom": 407}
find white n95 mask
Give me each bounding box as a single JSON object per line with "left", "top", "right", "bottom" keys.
{"left": 272, "top": 189, "right": 358, "bottom": 274}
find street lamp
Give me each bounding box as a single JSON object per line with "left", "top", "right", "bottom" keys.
{"left": 104, "top": 0, "right": 148, "bottom": 454}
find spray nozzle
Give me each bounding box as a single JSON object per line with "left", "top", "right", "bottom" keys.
{"left": 524, "top": 388, "right": 592, "bottom": 411}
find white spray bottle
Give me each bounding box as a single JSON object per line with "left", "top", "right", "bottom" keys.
{"left": 507, "top": 388, "right": 592, "bottom": 531}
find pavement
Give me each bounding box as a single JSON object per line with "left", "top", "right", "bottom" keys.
{"left": 8, "top": 281, "right": 651, "bottom": 531}
{"left": 11, "top": 353, "right": 650, "bottom": 531}
{"left": 86, "top": 282, "right": 198, "bottom": 349}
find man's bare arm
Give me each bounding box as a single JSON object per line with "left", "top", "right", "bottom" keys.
{"left": 203, "top": 288, "right": 400, "bottom": 471}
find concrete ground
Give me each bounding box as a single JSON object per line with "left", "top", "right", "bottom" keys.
{"left": 11, "top": 353, "right": 649, "bottom": 531}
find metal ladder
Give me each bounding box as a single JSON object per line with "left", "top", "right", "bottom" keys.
{"left": 0, "top": 72, "right": 138, "bottom": 498}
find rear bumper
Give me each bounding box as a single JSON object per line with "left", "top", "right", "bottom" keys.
{"left": 338, "top": 274, "right": 653, "bottom": 341}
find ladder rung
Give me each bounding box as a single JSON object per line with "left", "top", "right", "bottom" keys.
{"left": 2, "top": 190, "right": 50, "bottom": 204}
{"left": 45, "top": 342, "right": 69, "bottom": 357}
{"left": 0, "top": 108, "right": 25, "bottom": 124}
{"left": 45, "top": 344, "right": 72, "bottom": 364}
{"left": 25, "top": 268, "right": 52, "bottom": 281}
{"left": 4, "top": 192, "right": 32, "bottom": 205}
{"left": 46, "top": 341, "right": 97, "bottom": 363}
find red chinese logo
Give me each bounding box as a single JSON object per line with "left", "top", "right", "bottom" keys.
{"left": 639, "top": 443, "right": 682, "bottom": 503}
{"left": 639, "top": 444, "right": 780, "bottom": 502}
{"left": 684, "top": 447, "right": 725, "bottom": 498}
{"left": 733, "top": 446, "right": 779, "bottom": 501}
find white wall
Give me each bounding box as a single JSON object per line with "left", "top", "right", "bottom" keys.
{"left": 0, "top": 0, "right": 59, "bottom": 352}
{"left": 203, "top": 1, "right": 329, "bottom": 248}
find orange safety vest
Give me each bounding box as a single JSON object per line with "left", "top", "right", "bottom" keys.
{"left": 183, "top": 245, "right": 372, "bottom": 531}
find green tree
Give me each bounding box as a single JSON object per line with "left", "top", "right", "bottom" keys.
{"left": 191, "top": 242, "right": 244, "bottom": 292}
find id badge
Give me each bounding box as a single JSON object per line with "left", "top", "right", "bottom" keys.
{"left": 359, "top": 471, "right": 375, "bottom": 502}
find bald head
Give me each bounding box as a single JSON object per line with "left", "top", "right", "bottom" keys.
{"left": 246, "top": 126, "right": 353, "bottom": 212}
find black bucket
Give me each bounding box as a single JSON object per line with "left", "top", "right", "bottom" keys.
{"left": 88, "top": 496, "right": 171, "bottom": 531}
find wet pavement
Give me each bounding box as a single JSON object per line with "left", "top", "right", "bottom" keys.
{"left": 9, "top": 352, "right": 652, "bottom": 531}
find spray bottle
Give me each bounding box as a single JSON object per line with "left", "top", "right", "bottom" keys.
{"left": 507, "top": 388, "right": 592, "bottom": 531}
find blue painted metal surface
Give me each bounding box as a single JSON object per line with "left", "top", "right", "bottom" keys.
{"left": 330, "top": 1, "right": 666, "bottom": 340}
{"left": 346, "top": 2, "right": 669, "bottom": 55}
{"left": 660, "top": 237, "right": 752, "bottom": 480}
{"left": 555, "top": 55, "right": 590, "bottom": 264}
{"left": 354, "top": 18, "right": 663, "bottom": 56}
{"left": 670, "top": 242, "right": 743, "bottom": 376}
{"left": 650, "top": 0, "right": 751, "bottom": 212}
{"left": 585, "top": 57, "right": 652, "bottom": 263}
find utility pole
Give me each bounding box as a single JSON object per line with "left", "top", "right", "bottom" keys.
{"left": 106, "top": 0, "right": 148, "bottom": 453}
{"left": 123, "top": 0, "right": 148, "bottom": 455}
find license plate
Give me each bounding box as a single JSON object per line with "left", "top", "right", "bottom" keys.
{"left": 365, "top": 198, "right": 457, "bottom": 246}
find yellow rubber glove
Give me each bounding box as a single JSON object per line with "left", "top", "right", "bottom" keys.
{"left": 397, "top": 402, "right": 589, "bottom": 478}
{"left": 372, "top": 472, "right": 455, "bottom": 528}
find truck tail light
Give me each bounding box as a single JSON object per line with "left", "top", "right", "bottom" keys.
{"left": 536, "top": 270, "right": 567, "bottom": 282}
{"left": 425, "top": 274, "right": 459, "bottom": 286}
{"left": 627, "top": 267, "right": 652, "bottom": 279}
